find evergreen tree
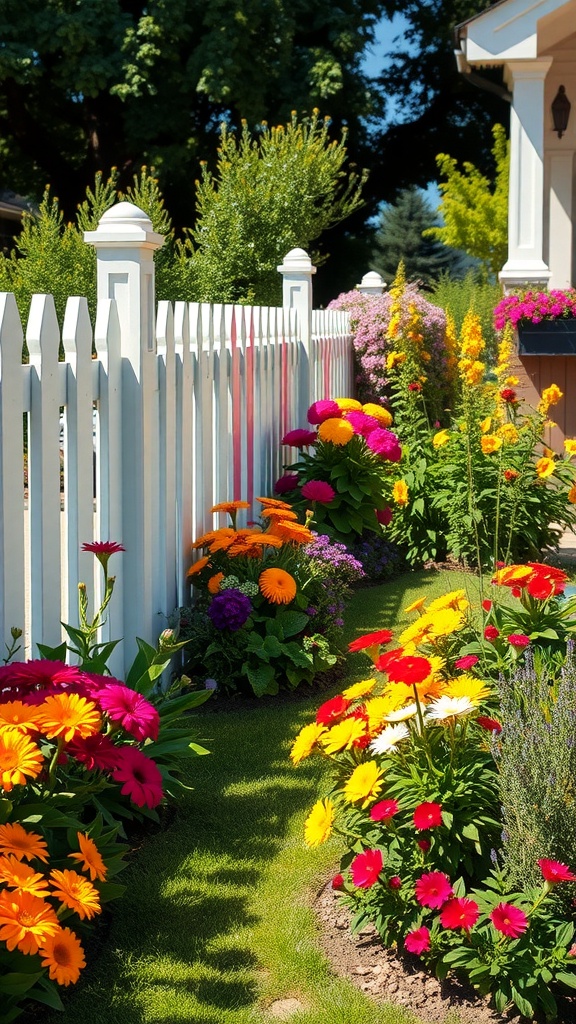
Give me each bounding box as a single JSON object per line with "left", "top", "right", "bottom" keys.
{"left": 371, "top": 187, "right": 464, "bottom": 288}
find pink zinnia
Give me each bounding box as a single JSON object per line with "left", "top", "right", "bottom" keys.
{"left": 274, "top": 473, "right": 299, "bottom": 494}
{"left": 404, "top": 927, "right": 431, "bottom": 955}
{"left": 484, "top": 625, "right": 499, "bottom": 641}
{"left": 454, "top": 655, "right": 478, "bottom": 670}
{"left": 350, "top": 848, "right": 383, "bottom": 889}
{"left": 440, "top": 897, "right": 479, "bottom": 931}
{"left": 301, "top": 480, "right": 336, "bottom": 504}
{"left": 538, "top": 858, "right": 576, "bottom": 884}
{"left": 112, "top": 746, "right": 163, "bottom": 808}
{"left": 97, "top": 684, "right": 159, "bottom": 742}
{"left": 415, "top": 871, "right": 453, "bottom": 909}
{"left": 307, "top": 400, "right": 341, "bottom": 424}
{"left": 413, "top": 802, "right": 443, "bottom": 831}
{"left": 490, "top": 902, "right": 528, "bottom": 938}
{"left": 370, "top": 798, "right": 399, "bottom": 822}
{"left": 365, "top": 428, "right": 402, "bottom": 462}
{"left": 281, "top": 429, "right": 317, "bottom": 447}
{"left": 508, "top": 634, "right": 530, "bottom": 648}
{"left": 476, "top": 716, "right": 502, "bottom": 734}
{"left": 376, "top": 506, "right": 393, "bottom": 526}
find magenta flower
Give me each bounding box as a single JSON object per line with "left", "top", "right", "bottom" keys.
{"left": 112, "top": 746, "right": 163, "bottom": 808}
{"left": 301, "top": 480, "right": 336, "bottom": 504}
{"left": 274, "top": 473, "right": 299, "bottom": 494}
{"left": 404, "top": 926, "right": 431, "bottom": 954}
{"left": 440, "top": 897, "right": 480, "bottom": 931}
{"left": 538, "top": 858, "right": 576, "bottom": 884}
{"left": 507, "top": 634, "right": 530, "bottom": 648}
{"left": 81, "top": 540, "right": 125, "bottom": 570}
{"left": 350, "top": 848, "right": 383, "bottom": 888}
{"left": 307, "top": 400, "right": 341, "bottom": 424}
{"left": 489, "top": 902, "right": 528, "bottom": 938}
{"left": 370, "top": 798, "right": 399, "bottom": 822}
{"left": 281, "top": 429, "right": 317, "bottom": 447}
{"left": 97, "top": 683, "right": 160, "bottom": 741}
{"left": 413, "top": 802, "right": 443, "bottom": 830}
{"left": 344, "top": 410, "right": 379, "bottom": 436}
{"left": 366, "top": 428, "right": 402, "bottom": 462}
{"left": 415, "top": 871, "right": 453, "bottom": 909}
{"left": 67, "top": 732, "right": 119, "bottom": 772}
{"left": 454, "top": 655, "right": 478, "bottom": 670}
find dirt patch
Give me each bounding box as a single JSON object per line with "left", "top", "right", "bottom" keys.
{"left": 267, "top": 997, "right": 307, "bottom": 1018}
{"left": 315, "top": 882, "right": 517, "bottom": 1024}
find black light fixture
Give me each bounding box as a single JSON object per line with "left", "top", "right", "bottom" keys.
{"left": 552, "top": 85, "right": 571, "bottom": 138}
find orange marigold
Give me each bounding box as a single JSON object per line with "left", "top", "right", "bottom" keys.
{"left": 0, "top": 822, "right": 49, "bottom": 863}
{"left": 40, "top": 926, "right": 86, "bottom": 986}
{"left": 259, "top": 568, "right": 297, "bottom": 604}
{"left": 207, "top": 572, "right": 224, "bottom": 594}
{"left": 0, "top": 728, "right": 43, "bottom": 791}
{"left": 256, "top": 497, "right": 293, "bottom": 510}
{"left": 317, "top": 417, "right": 354, "bottom": 446}
{"left": 0, "top": 889, "right": 60, "bottom": 954}
{"left": 36, "top": 694, "right": 101, "bottom": 744}
{"left": 270, "top": 521, "right": 314, "bottom": 545}
{"left": 50, "top": 869, "right": 101, "bottom": 920}
{"left": 187, "top": 555, "right": 212, "bottom": 576}
{"left": 210, "top": 500, "right": 250, "bottom": 514}
{"left": 260, "top": 507, "right": 299, "bottom": 521}
{"left": 362, "top": 404, "right": 393, "bottom": 427}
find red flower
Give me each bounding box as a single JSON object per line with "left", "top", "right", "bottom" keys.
{"left": 376, "top": 506, "right": 393, "bottom": 526}
{"left": 500, "top": 388, "right": 517, "bottom": 403}
{"left": 415, "top": 871, "right": 453, "bottom": 909}
{"left": 331, "top": 874, "right": 344, "bottom": 890}
{"left": 508, "top": 634, "right": 530, "bottom": 648}
{"left": 417, "top": 839, "right": 431, "bottom": 852}
{"left": 538, "top": 858, "right": 576, "bottom": 884}
{"left": 490, "top": 902, "right": 528, "bottom": 938}
{"left": 67, "top": 733, "right": 119, "bottom": 772}
{"left": 440, "top": 897, "right": 479, "bottom": 931}
{"left": 527, "top": 575, "right": 555, "bottom": 600}
{"left": 476, "top": 716, "right": 502, "bottom": 734}
{"left": 386, "top": 656, "right": 432, "bottom": 686}
{"left": 481, "top": 599, "right": 492, "bottom": 612}
{"left": 375, "top": 647, "right": 405, "bottom": 672}
{"left": 315, "top": 695, "right": 351, "bottom": 725}
{"left": 413, "top": 802, "right": 443, "bottom": 831}
{"left": 112, "top": 747, "right": 163, "bottom": 808}
{"left": 404, "top": 927, "right": 430, "bottom": 955}
{"left": 81, "top": 540, "right": 125, "bottom": 557}
{"left": 274, "top": 473, "right": 299, "bottom": 494}
{"left": 281, "top": 429, "right": 317, "bottom": 447}
{"left": 301, "top": 480, "right": 336, "bottom": 503}
{"left": 454, "top": 655, "right": 478, "bottom": 670}
{"left": 504, "top": 468, "right": 519, "bottom": 482}
{"left": 388, "top": 876, "right": 402, "bottom": 889}
{"left": 484, "top": 625, "right": 499, "bottom": 641}
{"left": 569, "top": 944, "right": 576, "bottom": 957}
{"left": 408, "top": 382, "right": 422, "bottom": 393}
{"left": 348, "top": 630, "right": 393, "bottom": 653}
{"left": 370, "top": 799, "right": 399, "bottom": 822}
{"left": 350, "top": 849, "right": 383, "bottom": 889}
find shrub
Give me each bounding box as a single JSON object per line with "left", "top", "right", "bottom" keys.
{"left": 430, "top": 270, "right": 502, "bottom": 364}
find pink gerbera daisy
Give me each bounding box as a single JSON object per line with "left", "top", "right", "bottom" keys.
{"left": 440, "top": 897, "right": 479, "bottom": 931}
{"left": 350, "top": 849, "right": 383, "bottom": 889}
{"left": 301, "top": 480, "right": 336, "bottom": 504}
{"left": 112, "top": 747, "right": 163, "bottom": 808}
{"left": 538, "top": 858, "right": 576, "bottom": 884}
{"left": 490, "top": 902, "right": 528, "bottom": 938}
{"left": 413, "top": 802, "right": 443, "bottom": 830}
{"left": 96, "top": 684, "right": 159, "bottom": 742}
{"left": 415, "top": 871, "right": 453, "bottom": 909}
{"left": 404, "top": 927, "right": 431, "bottom": 954}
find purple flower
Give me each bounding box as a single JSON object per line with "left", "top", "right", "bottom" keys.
{"left": 208, "top": 589, "right": 252, "bottom": 631}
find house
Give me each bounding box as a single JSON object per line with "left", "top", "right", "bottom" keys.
{"left": 456, "top": 0, "right": 576, "bottom": 290}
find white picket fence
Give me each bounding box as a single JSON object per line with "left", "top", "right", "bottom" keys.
{"left": 0, "top": 203, "right": 353, "bottom": 673}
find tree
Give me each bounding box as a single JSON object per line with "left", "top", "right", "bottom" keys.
{"left": 425, "top": 123, "right": 509, "bottom": 278}
{"left": 371, "top": 187, "right": 465, "bottom": 287}
{"left": 190, "top": 113, "right": 367, "bottom": 304}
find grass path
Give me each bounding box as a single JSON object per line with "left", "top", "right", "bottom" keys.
{"left": 44, "top": 568, "right": 480, "bottom": 1024}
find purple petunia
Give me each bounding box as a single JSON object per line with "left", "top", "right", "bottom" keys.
{"left": 208, "top": 589, "right": 252, "bottom": 631}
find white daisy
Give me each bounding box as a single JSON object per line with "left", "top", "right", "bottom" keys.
{"left": 384, "top": 703, "right": 418, "bottom": 723}
{"left": 370, "top": 722, "right": 410, "bottom": 755}
{"left": 425, "top": 695, "right": 476, "bottom": 722}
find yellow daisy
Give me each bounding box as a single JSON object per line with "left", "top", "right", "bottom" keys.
{"left": 290, "top": 722, "right": 325, "bottom": 765}
{"left": 343, "top": 761, "right": 384, "bottom": 808}
{"left": 321, "top": 718, "right": 366, "bottom": 754}
{"left": 444, "top": 675, "right": 492, "bottom": 705}
{"left": 304, "top": 799, "right": 335, "bottom": 847}
{"left": 342, "top": 678, "right": 377, "bottom": 701}
{"left": 427, "top": 590, "right": 469, "bottom": 614}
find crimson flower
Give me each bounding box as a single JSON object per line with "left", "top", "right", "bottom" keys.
{"left": 404, "top": 927, "right": 430, "bottom": 955}
{"left": 508, "top": 634, "right": 530, "bottom": 648}
{"left": 332, "top": 874, "right": 344, "bottom": 890}
{"left": 274, "top": 473, "right": 299, "bottom": 494}
{"left": 481, "top": 599, "right": 492, "bottom": 612}
{"left": 490, "top": 902, "right": 528, "bottom": 938}
{"left": 538, "top": 858, "right": 576, "bottom": 884}
{"left": 348, "top": 630, "right": 393, "bottom": 653}
{"left": 476, "top": 716, "right": 502, "bottom": 734}
{"left": 375, "top": 647, "right": 405, "bottom": 672}
{"left": 413, "top": 802, "right": 443, "bottom": 831}
{"left": 370, "top": 798, "right": 399, "bottom": 822}
{"left": 81, "top": 541, "right": 125, "bottom": 569}
{"left": 385, "top": 656, "right": 432, "bottom": 686}
{"left": 315, "top": 695, "right": 351, "bottom": 726}
{"left": 417, "top": 839, "right": 431, "bottom": 852}
{"left": 500, "top": 388, "right": 517, "bottom": 403}
{"left": 388, "top": 876, "right": 402, "bottom": 889}
{"left": 454, "top": 655, "right": 478, "bottom": 670}
{"left": 440, "top": 897, "right": 479, "bottom": 931}
{"left": 484, "top": 625, "right": 499, "bottom": 641}
{"left": 97, "top": 683, "right": 160, "bottom": 742}
{"left": 112, "top": 747, "right": 163, "bottom": 808}
{"left": 376, "top": 506, "right": 393, "bottom": 526}
{"left": 415, "top": 871, "right": 453, "bottom": 909}
{"left": 350, "top": 849, "right": 383, "bottom": 889}
{"left": 408, "top": 382, "right": 422, "bottom": 393}
{"left": 67, "top": 733, "right": 119, "bottom": 772}
{"left": 281, "top": 429, "right": 317, "bottom": 447}
{"left": 301, "top": 480, "right": 336, "bottom": 504}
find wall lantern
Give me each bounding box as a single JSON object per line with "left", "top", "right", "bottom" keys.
{"left": 552, "top": 85, "right": 571, "bottom": 138}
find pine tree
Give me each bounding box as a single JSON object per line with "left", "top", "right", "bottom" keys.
{"left": 371, "top": 187, "right": 464, "bottom": 288}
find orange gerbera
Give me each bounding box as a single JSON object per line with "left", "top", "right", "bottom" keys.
{"left": 187, "top": 555, "right": 212, "bottom": 576}
{"left": 210, "top": 500, "right": 250, "bottom": 514}
{"left": 40, "top": 926, "right": 86, "bottom": 986}
{"left": 0, "top": 822, "right": 49, "bottom": 863}
{"left": 68, "top": 833, "right": 107, "bottom": 882}
{"left": 36, "top": 694, "right": 101, "bottom": 743}
{"left": 244, "top": 534, "right": 283, "bottom": 548}
{"left": 270, "top": 521, "right": 314, "bottom": 545}
{"left": 0, "top": 728, "right": 44, "bottom": 791}
{"left": 191, "top": 529, "right": 218, "bottom": 548}
{"left": 260, "top": 507, "right": 299, "bottom": 521}
{"left": 256, "top": 497, "right": 293, "bottom": 510}
{"left": 0, "top": 855, "right": 50, "bottom": 898}
{"left": 50, "top": 869, "right": 101, "bottom": 920}
{"left": 0, "top": 701, "right": 43, "bottom": 732}
{"left": 0, "top": 889, "right": 59, "bottom": 954}
{"left": 208, "top": 530, "right": 240, "bottom": 553}
{"left": 207, "top": 572, "right": 225, "bottom": 594}
{"left": 259, "top": 568, "right": 297, "bottom": 604}
{"left": 317, "top": 417, "right": 354, "bottom": 446}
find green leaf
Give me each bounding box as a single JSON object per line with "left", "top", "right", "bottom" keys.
{"left": 277, "top": 611, "right": 310, "bottom": 637}
{"left": 245, "top": 662, "right": 277, "bottom": 697}
{"left": 557, "top": 971, "right": 576, "bottom": 990}
{"left": 36, "top": 640, "right": 67, "bottom": 661}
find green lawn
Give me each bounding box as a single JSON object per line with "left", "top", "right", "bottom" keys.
{"left": 43, "top": 569, "right": 480, "bottom": 1024}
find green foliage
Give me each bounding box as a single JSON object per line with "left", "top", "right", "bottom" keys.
{"left": 430, "top": 270, "right": 502, "bottom": 364}
{"left": 371, "top": 187, "right": 464, "bottom": 288}
{"left": 190, "top": 113, "right": 367, "bottom": 304}
{"left": 425, "top": 125, "right": 509, "bottom": 279}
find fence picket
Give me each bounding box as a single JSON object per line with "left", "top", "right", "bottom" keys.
{"left": 0, "top": 294, "right": 25, "bottom": 651}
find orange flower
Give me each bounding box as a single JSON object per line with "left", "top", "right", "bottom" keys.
{"left": 535, "top": 457, "right": 555, "bottom": 479}
{"left": 260, "top": 507, "right": 299, "bottom": 521}
{"left": 259, "top": 568, "right": 297, "bottom": 604}
{"left": 392, "top": 480, "right": 409, "bottom": 506}
{"left": 0, "top": 701, "right": 43, "bottom": 733}
{"left": 256, "top": 497, "right": 293, "bottom": 510}
{"left": 270, "top": 521, "right": 314, "bottom": 545}
{"left": 0, "top": 855, "right": 50, "bottom": 898}
{"left": 207, "top": 572, "right": 224, "bottom": 594}
{"left": 0, "top": 823, "right": 49, "bottom": 863}
{"left": 480, "top": 435, "right": 503, "bottom": 455}
{"left": 334, "top": 398, "right": 362, "bottom": 412}
{"left": 50, "top": 869, "right": 101, "bottom": 920}
{"left": 243, "top": 534, "right": 283, "bottom": 549}
{"left": 569, "top": 484, "right": 576, "bottom": 504}
{"left": 191, "top": 529, "right": 218, "bottom": 549}
{"left": 0, "top": 889, "right": 59, "bottom": 954}
{"left": 317, "top": 417, "right": 354, "bottom": 446}
{"left": 36, "top": 694, "right": 101, "bottom": 743}
{"left": 68, "top": 832, "right": 107, "bottom": 882}
{"left": 0, "top": 728, "right": 43, "bottom": 791}
{"left": 210, "top": 500, "right": 250, "bottom": 514}
{"left": 40, "top": 926, "right": 86, "bottom": 986}
{"left": 187, "top": 555, "right": 211, "bottom": 576}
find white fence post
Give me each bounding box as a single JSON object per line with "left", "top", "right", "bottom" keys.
{"left": 278, "top": 248, "right": 316, "bottom": 423}
{"left": 357, "top": 271, "right": 386, "bottom": 295}
{"left": 85, "top": 203, "right": 164, "bottom": 669}
{"left": 0, "top": 294, "right": 25, "bottom": 648}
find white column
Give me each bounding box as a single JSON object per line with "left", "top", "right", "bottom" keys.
{"left": 357, "top": 270, "right": 386, "bottom": 295}
{"left": 278, "top": 248, "right": 316, "bottom": 421}
{"left": 500, "top": 60, "right": 553, "bottom": 289}
{"left": 548, "top": 152, "right": 574, "bottom": 289}
{"left": 85, "top": 203, "right": 164, "bottom": 668}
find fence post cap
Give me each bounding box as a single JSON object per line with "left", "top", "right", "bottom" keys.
{"left": 357, "top": 270, "right": 386, "bottom": 293}
{"left": 277, "top": 248, "right": 317, "bottom": 275}
{"left": 84, "top": 201, "right": 164, "bottom": 248}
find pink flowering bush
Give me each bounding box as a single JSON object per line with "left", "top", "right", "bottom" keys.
{"left": 494, "top": 288, "right": 576, "bottom": 330}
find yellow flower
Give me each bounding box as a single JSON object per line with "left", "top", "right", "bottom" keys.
{"left": 321, "top": 717, "right": 367, "bottom": 754}
{"left": 362, "top": 403, "right": 393, "bottom": 427}
{"left": 498, "top": 423, "right": 519, "bottom": 445}
{"left": 427, "top": 589, "right": 469, "bottom": 614}
{"left": 318, "top": 417, "right": 354, "bottom": 446}
{"left": 460, "top": 360, "right": 485, "bottom": 386}
{"left": 538, "top": 384, "right": 563, "bottom": 414}
{"left": 399, "top": 614, "right": 437, "bottom": 647}
{"left": 0, "top": 729, "right": 43, "bottom": 791}
{"left": 290, "top": 722, "right": 325, "bottom": 764}
{"left": 433, "top": 429, "right": 450, "bottom": 448}
{"left": 334, "top": 398, "right": 362, "bottom": 412}
{"left": 535, "top": 457, "right": 555, "bottom": 479}
{"left": 343, "top": 761, "right": 384, "bottom": 808}
{"left": 427, "top": 608, "right": 465, "bottom": 639}
{"left": 386, "top": 350, "right": 405, "bottom": 370}
{"left": 481, "top": 435, "right": 503, "bottom": 455}
{"left": 364, "top": 693, "right": 406, "bottom": 733}
{"left": 392, "top": 480, "right": 409, "bottom": 506}
{"left": 569, "top": 484, "right": 576, "bottom": 504}
{"left": 444, "top": 674, "right": 492, "bottom": 705}
{"left": 386, "top": 314, "right": 402, "bottom": 341}
{"left": 459, "top": 311, "right": 485, "bottom": 360}
{"left": 304, "top": 799, "right": 335, "bottom": 847}
{"left": 342, "top": 678, "right": 377, "bottom": 700}
{"left": 404, "top": 596, "right": 427, "bottom": 614}
{"left": 479, "top": 416, "right": 492, "bottom": 434}
{"left": 565, "top": 439, "right": 576, "bottom": 456}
